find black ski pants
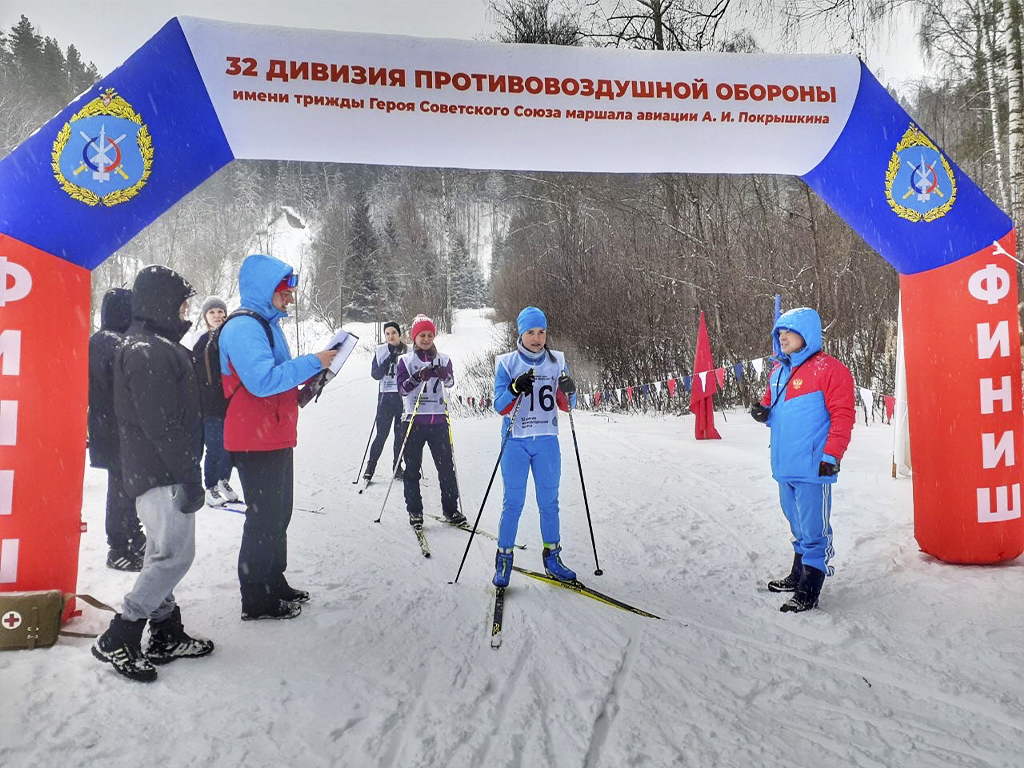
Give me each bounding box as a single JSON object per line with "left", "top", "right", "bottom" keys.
{"left": 105, "top": 466, "right": 143, "bottom": 553}
{"left": 366, "top": 392, "right": 403, "bottom": 476}
{"left": 233, "top": 448, "right": 294, "bottom": 612}
{"left": 402, "top": 422, "right": 459, "bottom": 519}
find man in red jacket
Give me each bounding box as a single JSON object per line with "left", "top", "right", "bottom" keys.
{"left": 219, "top": 255, "right": 337, "bottom": 621}
{"left": 750, "top": 307, "right": 855, "bottom": 613}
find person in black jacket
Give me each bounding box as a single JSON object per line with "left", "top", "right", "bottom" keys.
{"left": 92, "top": 265, "right": 214, "bottom": 684}
{"left": 88, "top": 287, "right": 145, "bottom": 572}
{"left": 191, "top": 295, "right": 239, "bottom": 507}
{"left": 364, "top": 321, "right": 407, "bottom": 482}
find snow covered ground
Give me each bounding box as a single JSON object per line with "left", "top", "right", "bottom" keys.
{"left": 2, "top": 309, "right": 1021, "bottom": 768}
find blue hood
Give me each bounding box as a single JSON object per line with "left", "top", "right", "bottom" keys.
{"left": 773, "top": 307, "right": 822, "bottom": 367}
{"left": 238, "top": 254, "right": 293, "bottom": 322}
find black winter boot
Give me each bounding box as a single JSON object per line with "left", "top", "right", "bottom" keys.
{"left": 145, "top": 606, "right": 215, "bottom": 665}
{"left": 92, "top": 614, "right": 157, "bottom": 682}
{"left": 767, "top": 552, "right": 802, "bottom": 592}
{"left": 780, "top": 565, "right": 826, "bottom": 613}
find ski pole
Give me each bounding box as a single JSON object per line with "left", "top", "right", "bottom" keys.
{"left": 352, "top": 414, "right": 377, "bottom": 484}
{"left": 566, "top": 396, "right": 603, "bottom": 576}
{"left": 441, "top": 383, "right": 468, "bottom": 524}
{"left": 374, "top": 381, "right": 427, "bottom": 524}
{"left": 450, "top": 392, "right": 526, "bottom": 584}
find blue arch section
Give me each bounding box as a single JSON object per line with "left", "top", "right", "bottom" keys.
{"left": 801, "top": 62, "right": 1012, "bottom": 275}
{"left": 0, "top": 18, "right": 233, "bottom": 270}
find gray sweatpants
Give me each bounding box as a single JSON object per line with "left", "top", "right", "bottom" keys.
{"left": 121, "top": 484, "right": 196, "bottom": 623}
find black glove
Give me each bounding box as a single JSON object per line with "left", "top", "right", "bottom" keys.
{"left": 818, "top": 461, "right": 840, "bottom": 477}
{"left": 420, "top": 366, "right": 438, "bottom": 381}
{"left": 750, "top": 404, "right": 770, "bottom": 423}
{"left": 558, "top": 374, "right": 576, "bottom": 395}
{"left": 509, "top": 369, "right": 535, "bottom": 395}
{"left": 182, "top": 481, "right": 205, "bottom": 514}
{"left": 409, "top": 368, "right": 424, "bottom": 384}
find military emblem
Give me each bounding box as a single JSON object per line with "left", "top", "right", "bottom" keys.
{"left": 885, "top": 123, "right": 956, "bottom": 223}
{"left": 51, "top": 88, "right": 153, "bottom": 206}
{"left": 792, "top": 378, "right": 803, "bottom": 390}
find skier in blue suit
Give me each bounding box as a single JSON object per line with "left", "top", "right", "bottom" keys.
{"left": 491, "top": 307, "right": 577, "bottom": 586}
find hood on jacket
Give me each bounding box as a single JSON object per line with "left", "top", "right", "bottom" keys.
{"left": 238, "top": 254, "right": 293, "bottom": 322}
{"left": 100, "top": 288, "right": 133, "bottom": 334}
{"left": 773, "top": 307, "right": 822, "bottom": 367}
{"left": 131, "top": 265, "right": 195, "bottom": 341}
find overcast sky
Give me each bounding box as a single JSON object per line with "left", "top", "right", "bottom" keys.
{"left": 1, "top": 0, "right": 929, "bottom": 87}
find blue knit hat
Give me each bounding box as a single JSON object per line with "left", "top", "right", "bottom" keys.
{"left": 516, "top": 306, "right": 547, "bottom": 337}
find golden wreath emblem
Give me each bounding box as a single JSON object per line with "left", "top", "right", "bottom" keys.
{"left": 51, "top": 88, "right": 154, "bottom": 207}
{"left": 885, "top": 123, "right": 956, "bottom": 223}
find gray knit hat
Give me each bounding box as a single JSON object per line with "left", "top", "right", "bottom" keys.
{"left": 200, "top": 296, "right": 227, "bottom": 326}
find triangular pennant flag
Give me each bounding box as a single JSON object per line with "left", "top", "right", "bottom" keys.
{"left": 654, "top": 381, "right": 662, "bottom": 394}
{"left": 883, "top": 395, "right": 895, "bottom": 421}
{"left": 626, "top": 386, "right": 634, "bottom": 401}
{"left": 594, "top": 391, "right": 602, "bottom": 407}
{"left": 666, "top": 378, "right": 676, "bottom": 397}
{"left": 752, "top": 358, "right": 764, "bottom": 376}
{"left": 733, "top": 363, "right": 744, "bottom": 384}
{"left": 698, "top": 371, "right": 708, "bottom": 389}
{"left": 641, "top": 384, "right": 650, "bottom": 396}
{"left": 715, "top": 368, "right": 726, "bottom": 387}
{"left": 615, "top": 388, "right": 622, "bottom": 403}
{"left": 682, "top": 376, "right": 692, "bottom": 392}
{"left": 859, "top": 387, "right": 874, "bottom": 419}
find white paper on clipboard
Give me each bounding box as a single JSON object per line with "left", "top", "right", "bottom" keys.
{"left": 325, "top": 329, "right": 358, "bottom": 374}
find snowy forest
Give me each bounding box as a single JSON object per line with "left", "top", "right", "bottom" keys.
{"left": 3, "top": 0, "right": 1022, "bottom": 403}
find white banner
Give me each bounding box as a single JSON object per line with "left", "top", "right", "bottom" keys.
{"left": 179, "top": 17, "right": 861, "bottom": 175}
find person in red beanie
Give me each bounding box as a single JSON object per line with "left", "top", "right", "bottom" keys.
{"left": 395, "top": 315, "right": 465, "bottom": 528}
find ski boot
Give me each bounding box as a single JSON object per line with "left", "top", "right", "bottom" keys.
{"left": 145, "top": 606, "right": 215, "bottom": 665}
{"left": 409, "top": 510, "right": 424, "bottom": 530}
{"left": 92, "top": 614, "right": 158, "bottom": 683}
{"left": 767, "top": 552, "right": 802, "bottom": 593}
{"left": 493, "top": 548, "right": 514, "bottom": 587}
{"left": 542, "top": 544, "right": 576, "bottom": 582}
{"left": 218, "top": 479, "right": 240, "bottom": 503}
{"left": 443, "top": 509, "right": 468, "bottom": 526}
{"left": 205, "top": 484, "right": 226, "bottom": 507}
{"left": 780, "top": 565, "right": 825, "bottom": 613}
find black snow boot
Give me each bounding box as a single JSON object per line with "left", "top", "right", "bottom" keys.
{"left": 145, "top": 606, "right": 215, "bottom": 665}
{"left": 92, "top": 614, "right": 158, "bottom": 683}
{"left": 241, "top": 599, "right": 302, "bottom": 621}
{"left": 767, "top": 552, "right": 802, "bottom": 593}
{"left": 275, "top": 577, "right": 310, "bottom": 604}
{"left": 780, "top": 565, "right": 826, "bottom": 613}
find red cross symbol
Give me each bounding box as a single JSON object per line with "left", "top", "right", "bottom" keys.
{"left": 2, "top": 611, "right": 22, "bottom": 629}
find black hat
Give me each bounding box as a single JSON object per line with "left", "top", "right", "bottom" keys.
{"left": 384, "top": 322, "right": 401, "bottom": 335}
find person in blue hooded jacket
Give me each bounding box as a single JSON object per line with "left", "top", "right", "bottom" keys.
{"left": 219, "top": 254, "right": 337, "bottom": 621}
{"left": 750, "top": 307, "right": 855, "bottom": 613}
{"left": 491, "top": 307, "right": 577, "bottom": 587}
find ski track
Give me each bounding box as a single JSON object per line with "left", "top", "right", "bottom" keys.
{"left": 3, "top": 310, "right": 1022, "bottom": 768}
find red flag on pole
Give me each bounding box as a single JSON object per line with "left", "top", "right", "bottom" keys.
{"left": 690, "top": 311, "right": 722, "bottom": 440}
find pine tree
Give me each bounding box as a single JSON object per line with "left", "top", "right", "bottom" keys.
{"left": 8, "top": 16, "right": 41, "bottom": 84}
{"left": 347, "top": 190, "right": 381, "bottom": 322}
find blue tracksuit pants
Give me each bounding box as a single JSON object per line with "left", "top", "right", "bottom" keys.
{"left": 779, "top": 481, "right": 834, "bottom": 576}
{"left": 498, "top": 436, "right": 561, "bottom": 549}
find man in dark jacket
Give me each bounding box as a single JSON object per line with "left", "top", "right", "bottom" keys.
{"left": 88, "top": 287, "right": 145, "bottom": 571}
{"left": 92, "top": 265, "right": 215, "bottom": 683}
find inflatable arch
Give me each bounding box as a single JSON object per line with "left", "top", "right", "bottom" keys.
{"left": 1, "top": 17, "right": 1020, "bottom": 607}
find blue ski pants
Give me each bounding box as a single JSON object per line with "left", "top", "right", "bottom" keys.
{"left": 498, "top": 435, "right": 561, "bottom": 549}
{"left": 779, "top": 480, "right": 834, "bottom": 576}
